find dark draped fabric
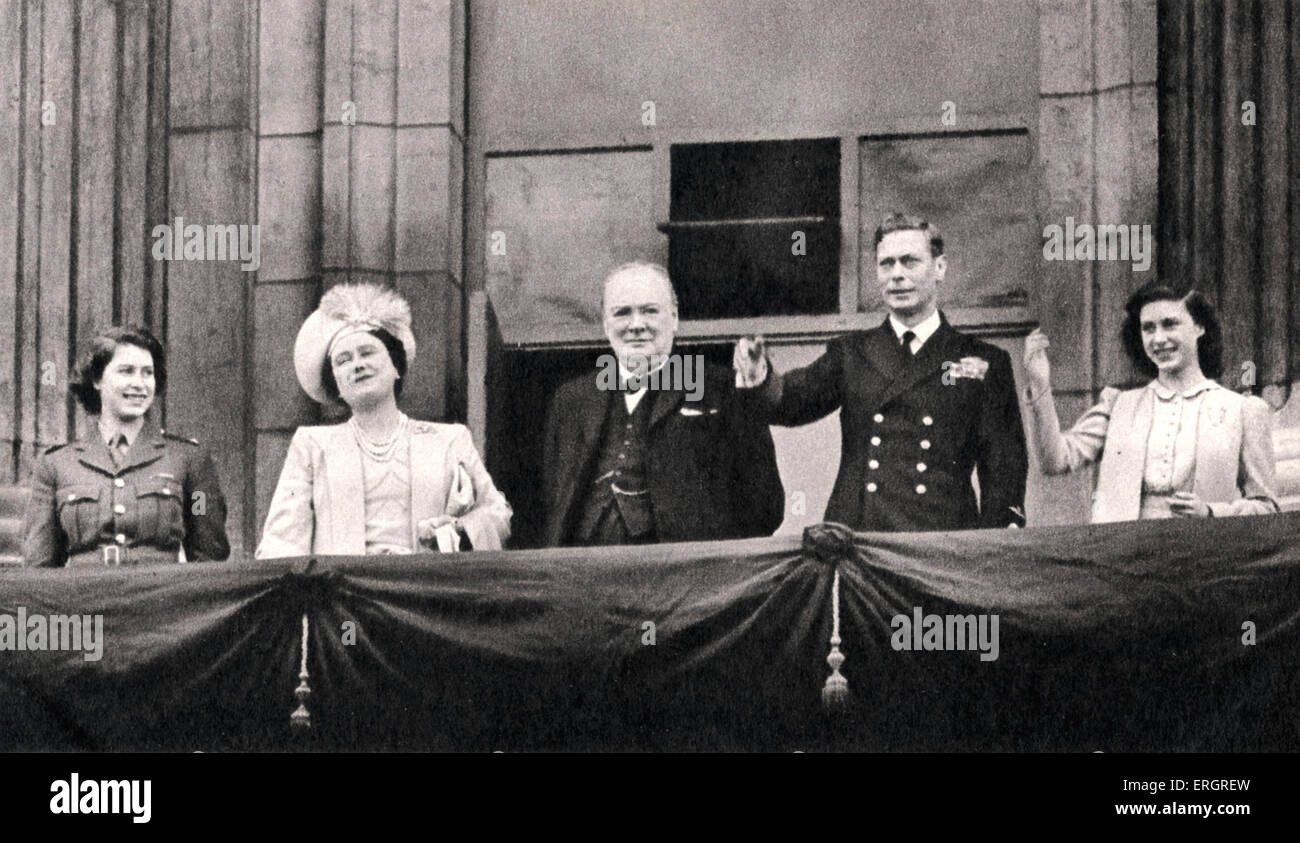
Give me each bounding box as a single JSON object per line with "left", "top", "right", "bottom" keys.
{"left": 3, "top": 513, "right": 1299, "bottom": 752}
{"left": 1159, "top": 0, "right": 1300, "bottom": 404}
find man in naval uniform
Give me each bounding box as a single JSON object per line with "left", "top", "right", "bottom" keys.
{"left": 733, "top": 214, "right": 1028, "bottom": 532}
{"left": 540, "top": 262, "right": 785, "bottom": 547}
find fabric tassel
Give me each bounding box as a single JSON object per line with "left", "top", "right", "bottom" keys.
{"left": 822, "top": 568, "right": 850, "bottom": 708}
{"left": 290, "top": 613, "right": 312, "bottom": 730}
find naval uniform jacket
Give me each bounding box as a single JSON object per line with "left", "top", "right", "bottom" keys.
{"left": 540, "top": 361, "right": 785, "bottom": 547}
{"left": 22, "top": 421, "right": 230, "bottom": 567}
{"left": 759, "top": 314, "right": 1028, "bottom": 531}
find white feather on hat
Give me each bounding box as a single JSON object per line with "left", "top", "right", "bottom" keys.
{"left": 293, "top": 283, "right": 417, "bottom": 403}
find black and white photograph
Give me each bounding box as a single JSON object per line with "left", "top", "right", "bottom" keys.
{"left": 0, "top": 0, "right": 1296, "bottom": 826}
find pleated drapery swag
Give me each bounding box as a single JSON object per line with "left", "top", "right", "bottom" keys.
{"left": 3, "top": 514, "right": 1299, "bottom": 752}
{"left": 1159, "top": 0, "right": 1300, "bottom": 405}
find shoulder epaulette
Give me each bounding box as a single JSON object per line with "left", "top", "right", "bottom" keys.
{"left": 160, "top": 429, "right": 200, "bottom": 446}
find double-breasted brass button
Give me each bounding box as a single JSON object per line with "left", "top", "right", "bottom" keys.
{"left": 870, "top": 436, "right": 881, "bottom": 446}
{"left": 866, "top": 482, "right": 878, "bottom": 493}
{"left": 873, "top": 413, "right": 884, "bottom": 423}
{"left": 868, "top": 459, "right": 879, "bottom": 470}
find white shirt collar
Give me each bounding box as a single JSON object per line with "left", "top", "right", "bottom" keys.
{"left": 888, "top": 309, "right": 942, "bottom": 349}
{"left": 618, "top": 353, "right": 669, "bottom": 412}
{"left": 617, "top": 354, "right": 669, "bottom": 391}
{"left": 1150, "top": 378, "right": 1219, "bottom": 401}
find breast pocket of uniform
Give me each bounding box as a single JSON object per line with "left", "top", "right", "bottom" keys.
{"left": 136, "top": 480, "right": 184, "bottom": 543}
{"left": 57, "top": 486, "right": 102, "bottom": 542}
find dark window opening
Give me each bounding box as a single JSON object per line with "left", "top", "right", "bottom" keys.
{"left": 662, "top": 138, "right": 840, "bottom": 319}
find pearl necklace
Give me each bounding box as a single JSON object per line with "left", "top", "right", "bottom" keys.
{"left": 349, "top": 413, "right": 408, "bottom": 462}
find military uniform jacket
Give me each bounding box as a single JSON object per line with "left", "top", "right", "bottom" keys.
{"left": 22, "top": 421, "right": 231, "bottom": 567}
{"left": 540, "top": 361, "right": 785, "bottom": 547}
{"left": 760, "top": 314, "right": 1028, "bottom": 532}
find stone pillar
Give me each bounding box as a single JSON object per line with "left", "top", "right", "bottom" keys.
{"left": 167, "top": 0, "right": 257, "bottom": 553}
{"left": 251, "top": 0, "right": 468, "bottom": 545}
{"left": 1033, "top": 0, "right": 1158, "bottom": 524}
{"left": 321, "top": 0, "right": 466, "bottom": 422}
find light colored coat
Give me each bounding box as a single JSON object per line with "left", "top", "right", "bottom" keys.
{"left": 256, "top": 421, "right": 511, "bottom": 558}
{"left": 1026, "top": 381, "right": 1279, "bottom": 522}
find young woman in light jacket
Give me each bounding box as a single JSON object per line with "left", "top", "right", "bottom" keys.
{"left": 1023, "top": 284, "right": 1278, "bottom": 523}
{"left": 257, "top": 284, "right": 511, "bottom": 558}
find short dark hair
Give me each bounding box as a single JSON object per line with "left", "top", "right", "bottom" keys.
{"left": 69, "top": 326, "right": 167, "bottom": 416}
{"left": 1120, "top": 284, "right": 1223, "bottom": 379}
{"left": 873, "top": 213, "right": 944, "bottom": 257}
{"left": 320, "top": 327, "right": 408, "bottom": 403}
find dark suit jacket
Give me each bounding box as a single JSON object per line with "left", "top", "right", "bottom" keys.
{"left": 761, "top": 314, "right": 1027, "bottom": 531}
{"left": 541, "top": 360, "right": 785, "bottom": 546}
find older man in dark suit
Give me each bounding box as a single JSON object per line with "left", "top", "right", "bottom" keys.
{"left": 734, "top": 214, "right": 1028, "bottom": 532}
{"left": 541, "top": 262, "right": 784, "bottom": 547}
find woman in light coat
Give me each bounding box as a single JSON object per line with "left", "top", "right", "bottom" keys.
{"left": 1023, "top": 284, "right": 1277, "bottom": 523}
{"left": 257, "top": 284, "right": 511, "bottom": 557}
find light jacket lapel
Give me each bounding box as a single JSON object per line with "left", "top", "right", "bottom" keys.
{"left": 324, "top": 425, "right": 366, "bottom": 554}
{"left": 408, "top": 422, "right": 449, "bottom": 549}
{"left": 1192, "top": 386, "right": 1235, "bottom": 501}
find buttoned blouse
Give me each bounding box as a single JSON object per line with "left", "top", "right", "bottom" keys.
{"left": 1139, "top": 380, "right": 1215, "bottom": 518}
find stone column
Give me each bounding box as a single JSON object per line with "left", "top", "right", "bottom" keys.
{"left": 1033, "top": 0, "right": 1159, "bottom": 524}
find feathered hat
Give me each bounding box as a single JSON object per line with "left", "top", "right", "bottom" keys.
{"left": 293, "top": 283, "right": 417, "bottom": 403}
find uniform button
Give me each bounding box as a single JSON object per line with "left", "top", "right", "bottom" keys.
{"left": 162, "top": 487, "right": 171, "bottom": 495}
{"left": 922, "top": 416, "right": 933, "bottom": 426}
{"left": 618, "top": 453, "right": 625, "bottom": 459}
{"left": 114, "top": 478, "right": 125, "bottom": 488}
{"left": 67, "top": 493, "right": 77, "bottom": 502}
{"left": 870, "top": 436, "right": 881, "bottom": 446}
{"left": 866, "top": 482, "right": 878, "bottom": 493}
{"left": 873, "top": 413, "right": 884, "bottom": 423}
{"left": 917, "top": 463, "right": 927, "bottom": 473}
{"left": 920, "top": 439, "right": 931, "bottom": 450}
{"left": 115, "top": 533, "right": 127, "bottom": 544}
{"left": 916, "top": 484, "right": 927, "bottom": 495}
{"left": 868, "top": 459, "right": 879, "bottom": 470}
{"left": 113, "top": 504, "right": 126, "bottom": 515}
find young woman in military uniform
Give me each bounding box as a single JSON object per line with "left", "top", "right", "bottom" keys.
{"left": 22, "top": 326, "right": 230, "bottom": 567}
